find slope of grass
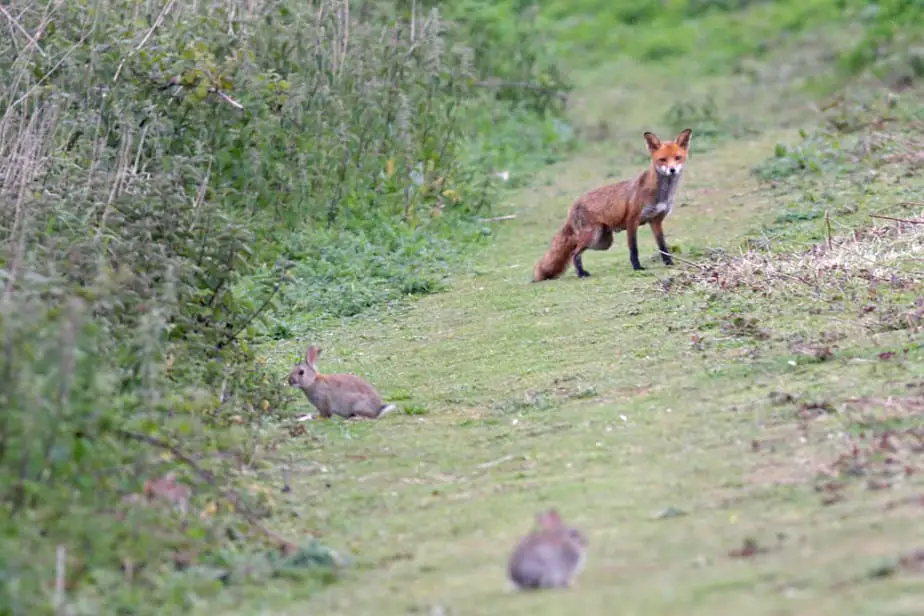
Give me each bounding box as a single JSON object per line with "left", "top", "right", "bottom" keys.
{"left": 190, "top": 25, "right": 924, "bottom": 616}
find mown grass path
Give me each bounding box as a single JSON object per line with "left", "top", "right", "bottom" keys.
{"left": 205, "top": 56, "right": 924, "bottom": 616}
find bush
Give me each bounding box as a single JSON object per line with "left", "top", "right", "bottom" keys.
{"left": 843, "top": 1, "right": 924, "bottom": 76}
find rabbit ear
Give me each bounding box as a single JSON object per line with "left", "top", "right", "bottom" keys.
{"left": 305, "top": 345, "right": 320, "bottom": 367}
{"left": 536, "top": 509, "right": 562, "bottom": 530}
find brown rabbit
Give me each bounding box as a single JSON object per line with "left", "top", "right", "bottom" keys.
{"left": 508, "top": 509, "right": 587, "bottom": 590}
{"left": 288, "top": 345, "right": 395, "bottom": 420}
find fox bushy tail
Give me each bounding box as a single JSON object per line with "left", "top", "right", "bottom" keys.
{"left": 533, "top": 221, "right": 577, "bottom": 282}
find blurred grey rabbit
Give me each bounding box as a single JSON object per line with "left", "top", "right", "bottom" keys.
{"left": 508, "top": 509, "right": 587, "bottom": 590}
{"left": 288, "top": 345, "right": 395, "bottom": 420}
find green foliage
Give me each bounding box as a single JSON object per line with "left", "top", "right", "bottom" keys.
{"left": 843, "top": 0, "right": 924, "bottom": 80}
{"left": 753, "top": 89, "right": 923, "bottom": 184}
{"left": 510, "top": 0, "right": 847, "bottom": 68}
{"left": 749, "top": 87, "right": 924, "bottom": 251}
{"left": 411, "top": 0, "right": 571, "bottom": 114}
{"left": 752, "top": 131, "right": 849, "bottom": 181}
{"left": 662, "top": 95, "right": 758, "bottom": 153}
{"left": 251, "top": 220, "right": 486, "bottom": 337}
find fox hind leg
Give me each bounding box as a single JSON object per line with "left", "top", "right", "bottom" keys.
{"left": 588, "top": 227, "right": 613, "bottom": 251}
{"left": 573, "top": 226, "right": 611, "bottom": 278}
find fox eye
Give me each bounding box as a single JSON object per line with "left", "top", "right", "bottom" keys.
{"left": 675, "top": 156, "right": 682, "bottom": 161}
{"left": 658, "top": 157, "right": 667, "bottom": 163}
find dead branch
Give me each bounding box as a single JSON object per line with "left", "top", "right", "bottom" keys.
{"left": 113, "top": 0, "right": 177, "bottom": 83}
{"left": 115, "top": 429, "right": 300, "bottom": 552}
{"left": 659, "top": 250, "right": 705, "bottom": 270}
{"left": 477, "top": 214, "right": 517, "bottom": 223}
{"left": 210, "top": 89, "right": 244, "bottom": 110}
{"left": 0, "top": 4, "right": 46, "bottom": 57}
{"left": 870, "top": 213, "right": 924, "bottom": 225}
{"left": 54, "top": 544, "right": 66, "bottom": 612}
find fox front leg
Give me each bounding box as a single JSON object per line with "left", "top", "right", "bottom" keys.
{"left": 650, "top": 218, "right": 673, "bottom": 266}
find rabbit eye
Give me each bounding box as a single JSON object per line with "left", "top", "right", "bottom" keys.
{"left": 298, "top": 369, "right": 304, "bottom": 375}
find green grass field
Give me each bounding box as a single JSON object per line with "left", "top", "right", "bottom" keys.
{"left": 196, "top": 23, "right": 924, "bottom": 616}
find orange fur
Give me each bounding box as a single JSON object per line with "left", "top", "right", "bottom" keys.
{"left": 533, "top": 128, "right": 692, "bottom": 281}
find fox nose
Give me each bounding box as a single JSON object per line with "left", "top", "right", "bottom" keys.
{"left": 668, "top": 167, "right": 677, "bottom": 175}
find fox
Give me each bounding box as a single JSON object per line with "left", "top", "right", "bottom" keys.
{"left": 533, "top": 128, "right": 693, "bottom": 281}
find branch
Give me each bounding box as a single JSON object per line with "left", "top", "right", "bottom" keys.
{"left": 870, "top": 213, "right": 924, "bottom": 225}
{"left": 0, "top": 4, "right": 46, "bottom": 57}
{"left": 210, "top": 88, "right": 244, "bottom": 111}
{"left": 473, "top": 79, "right": 569, "bottom": 93}
{"left": 216, "top": 273, "right": 286, "bottom": 350}
{"left": 477, "top": 214, "right": 517, "bottom": 223}
{"left": 659, "top": 250, "right": 705, "bottom": 270}
{"left": 115, "top": 429, "right": 300, "bottom": 551}
{"left": 113, "top": 0, "right": 177, "bottom": 83}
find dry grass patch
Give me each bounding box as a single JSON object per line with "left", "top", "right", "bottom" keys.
{"left": 663, "top": 212, "right": 923, "bottom": 295}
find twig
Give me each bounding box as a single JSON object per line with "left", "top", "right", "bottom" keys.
{"left": 115, "top": 429, "right": 300, "bottom": 550}
{"left": 477, "top": 214, "right": 517, "bottom": 223}
{"left": 477, "top": 454, "right": 515, "bottom": 469}
{"left": 113, "top": 0, "right": 176, "bottom": 83}
{"left": 473, "top": 79, "right": 568, "bottom": 93}
{"left": 54, "top": 544, "right": 66, "bottom": 612}
{"left": 870, "top": 214, "right": 924, "bottom": 225}
{"left": 659, "top": 250, "right": 705, "bottom": 270}
{"left": 825, "top": 209, "right": 832, "bottom": 249}
{"left": 211, "top": 89, "right": 244, "bottom": 110}
{"left": 216, "top": 273, "right": 286, "bottom": 350}
{"left": 0, "top": 4, "right": 46, "bottom": 57}
{"left": 9, "top": 28, "right": 91, "bottom": 110}
{"left": 116, "top": 429, "right": 214, "bottom": 482}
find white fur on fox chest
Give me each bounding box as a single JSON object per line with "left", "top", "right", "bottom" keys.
{"left": 640, "top": 171, "right": 682, "bottom": 223}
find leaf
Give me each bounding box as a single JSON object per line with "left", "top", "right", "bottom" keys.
{"left": 200, "top": 501, "right": 219, "bottom": 520}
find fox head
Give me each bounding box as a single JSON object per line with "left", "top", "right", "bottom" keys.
{"left": 643, "top": 129, "right": 692, "bottom": 177}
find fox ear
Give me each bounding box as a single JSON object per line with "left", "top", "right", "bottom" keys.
{"left": 643, "top": 131, "right": 662, "bottom": 154}
{"left": 675, "top": 128, "right": 692, "bottom": 149}
{"left": 305, "top": 345, "right": 320, "bottom": 367}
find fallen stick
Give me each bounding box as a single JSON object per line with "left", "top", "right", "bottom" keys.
{"left": 870, "top": 214, "right": 924, "bottom": 225}
{"left": 478, "top": 214, "right": 517, "bottom": 223}
{"left": 659, "top": 250, "right": 705, "bottom": 270}
{"left": 54, "top": 544, "right": 66, "bottom": 612}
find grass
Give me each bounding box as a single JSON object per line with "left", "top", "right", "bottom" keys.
{"left": 176, "top": 19, "right": 924, "bottom": 614}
